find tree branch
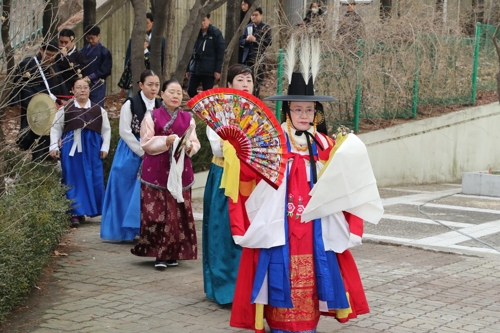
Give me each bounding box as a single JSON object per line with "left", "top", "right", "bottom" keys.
{"left": 220, "top": 0, "right": 261, "bottom": 87}
{"left": 173, "top": 0, "right": 229, "bottom": 80}
{"left": 150, "top": 0, "right": 169, "bottom": 79}
{"left": 130, "top": 0, "right": 146, "bottom": 93}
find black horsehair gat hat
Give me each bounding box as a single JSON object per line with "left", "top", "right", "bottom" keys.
{"left": 264, "top": 35, "right": 337, "bottom": 134}
{"left": 264, "top": 35, "right": 338, "bottom": 103}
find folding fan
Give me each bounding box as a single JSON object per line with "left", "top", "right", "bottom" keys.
{"left": 187, "top": 88, "right": 288, "bottom": 189}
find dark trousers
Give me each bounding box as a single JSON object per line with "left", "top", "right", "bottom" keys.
{"left": 187, "top": 74, "right": 215, "bottom": 98}
{"left": 244, "top": 60, "right": 265, "bottom": 98}
{"left": 90, "top": 81, "right": 106, "bottom": 108}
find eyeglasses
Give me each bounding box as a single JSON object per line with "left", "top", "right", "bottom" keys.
{"left": 74, "top": 86, "right": 89, "bottom": 90}
{"left": 290, "top": 108, "right": 315, "bottom": 115}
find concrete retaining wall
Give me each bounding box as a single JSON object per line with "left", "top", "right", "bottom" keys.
{"left": 192, "top": 102, "right": 500, "bottom": 194}
{"left": 359, "top": 102, "right": 500, "bottom": 187}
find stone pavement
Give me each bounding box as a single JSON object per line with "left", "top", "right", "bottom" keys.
{"left": 1, "top": 184, "right": 500, "bottom": 333}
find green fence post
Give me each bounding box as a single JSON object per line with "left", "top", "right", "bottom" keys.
{"left": 412, "top": 35, "right": 420, "bottom": 119}
{"left": 353, "top": 39, "right": 364, "bottom": 133}
{"left": 471, "top": 22, "right": 481, "bottom": 105}
{"left": 275, "top": 49, "right": 285, "bottom": 122}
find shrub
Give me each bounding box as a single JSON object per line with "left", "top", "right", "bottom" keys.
{"left": 191, "top": 116, "right": 212, "bottom": 173}
{"left": 0, "top": 160, "right": 71, "bottom": 323}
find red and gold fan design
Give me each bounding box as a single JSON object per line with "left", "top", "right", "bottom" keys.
{"left": 187, "top": 88, "right": 288, "bottom": 189}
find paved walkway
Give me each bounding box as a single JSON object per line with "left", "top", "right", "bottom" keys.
{"left": 1, "top": 184, "right": 500, "bottom": 333}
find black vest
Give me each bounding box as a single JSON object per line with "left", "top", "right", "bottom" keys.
{"left": 127, "top": 93, "right": 161, "bottom": 136}
{"left": 63, "top": 101, "right": 102, "bottom": 134}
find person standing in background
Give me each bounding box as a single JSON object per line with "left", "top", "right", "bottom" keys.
{"left": 57, "top": 28, "right": 88, "bottom": 92}
{"left": 118, "top": 34, "right": 151, "bottom": 97}
{"left": 186, "top": 14, "right": 226, "bottom": 98}
{"left": 239, "top": 7, "right": 271, "bottom": 98}
{"left": 239, "top": 0, "right": 254, "bottom": 64}
{"left": 81, "top": 25, "right": 112, "bottom": 108}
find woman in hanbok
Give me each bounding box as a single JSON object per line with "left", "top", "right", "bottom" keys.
{"left": 100, "top": 70, "right": 160, "bottom": 241}
{"left": 203, "top": 64, "right": 254, "bottom": 305}
{"left": 49, "top": 78, "right": 111, "bottom": 227}
{"left": 229, "top": 72, "right": 383, "bottom": 332}
{"left": 131, "top": 78, "right": 201, "bottom": 269}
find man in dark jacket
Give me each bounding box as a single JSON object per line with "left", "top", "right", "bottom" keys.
{"left": 57, "top": 28, "right": 88, "bottom": 92}
{"left": 81, "top": 25, "right": 112, "bottom": 107}
{"left": 336, "top": 0, "right": 365, "bottom": 55}
{"left": 186, "top": 14, "right": 225, "bottom": 98}
{"left": 239, "top": 7, "right": 271, "bottom": 97}
{"left": 10, "top": 39, "right": 69, "bottom": 161}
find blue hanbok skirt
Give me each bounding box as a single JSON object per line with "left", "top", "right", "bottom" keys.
{"left": 202, "top": 162, "right": 242, "bottom": 305}
{"left": 61, "top": 129, "right": 104, "bottom": 217}
{"left": 100, "top": 138, "right": 141, "bottom": 241}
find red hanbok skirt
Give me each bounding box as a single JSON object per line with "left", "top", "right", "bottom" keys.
{"left": 131, "top": 184, "right": 197, "bottom": 261}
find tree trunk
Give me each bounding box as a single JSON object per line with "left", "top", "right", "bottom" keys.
{"left": 224, "top": 0, "right": 239, "bottom": 67}
{"left": 83, "top": 0, "right": 97, "bottom": 45}
{"left": 150, "top": 0, "right": 169, "bottom": 79}
{"left": 488, "top": 0, "right": 500, "bottom": 25}
{"left": 496, "top": 71, "right": 500, "bottom": 104}
{"left": 0, "top": 0, "right": 14, "bottom": 197}
{"left": 220, "top": 1, "right": 261, "bottom": 87}
{"left": 489, "top": 25, "right": 500, "bottom": 103}
{"left": 164, "top": 0, "right": 176, "bottom": 79}
{"left": 173, "top": 0, "right": 229, "bottom": 81}
{"left": 130, "top": 0, "right": 147, "bottom": 94}
{"left": 42, "top": 0, "right": 59, "bottom": 39}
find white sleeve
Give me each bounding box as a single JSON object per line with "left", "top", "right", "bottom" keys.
{"left": 50, "top": 109, "right": 65, "bottom": 152}
{"left": 119, "top": 100, "right": 144, "bottom": 157}
{"left": 100, "top": 107, "right": 111, "bottom": 153}
{"left": 206, "top": 126, "right": 223, "bottom": 158}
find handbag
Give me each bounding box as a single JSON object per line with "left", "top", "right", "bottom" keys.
{"left": 188, "top": 57, "right": 197, "bottom": 73}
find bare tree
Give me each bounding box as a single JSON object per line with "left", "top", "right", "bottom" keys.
{"left": 173, "top": 0, "right": 229, "bottom": 80}
{"left": 150, "top": 0, "right": 169, "bottom": 79}
{"left": 163, "top": 0, "right": 176, "bottom": 79}
{"left": 0, "top": 0, "right": 14, "bottom": 195}
{"left": 224, "top": 0, "right": 239, "bottom": 67}
{"left": 220, "top": 1, "right": 261, "bottom": 87}
{"left": 486, "top": 25, "right": 500, "bottom": 103}
{"left": 42, "top": 0, "right": 58, "bottom": 39}
{"left": 487, "top": 0, "right": 500, "bottom": 25}
{"left": 83, "top": 0, "right": 97, "bottom": 45}
{"left": 130, "top": 0, "right": 146, "bottom": 94}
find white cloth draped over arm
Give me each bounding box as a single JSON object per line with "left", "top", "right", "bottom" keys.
{"left": 50, "top": 109, "right": 65, "bottom": 152}
{"left": 301, "top": 134, "right": 384, "bottom": 224}
{"left": 119, "top": 100, "right": 143, "bottom": 157}
{"left": 140, "top": 113, "right": 201, "bottom": 157}
{"left": 100, "top": 107, "right": 111, "bottom": 153}
{"left": 206, "top": 126, "right": 223, "bottom": 158}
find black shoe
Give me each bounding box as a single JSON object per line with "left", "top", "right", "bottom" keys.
{"left": 155, "top": 260, "right": 167, "bottom": 269}
{"left": 166, "top": 260, "right": 178, "bottom": 267}
{"left": 70, "top": 217, "right": 80, "bottom": 228}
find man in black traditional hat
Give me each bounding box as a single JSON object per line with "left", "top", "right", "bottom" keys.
{"left": 10, "top": 38, "right": 69, "bottom": 161}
